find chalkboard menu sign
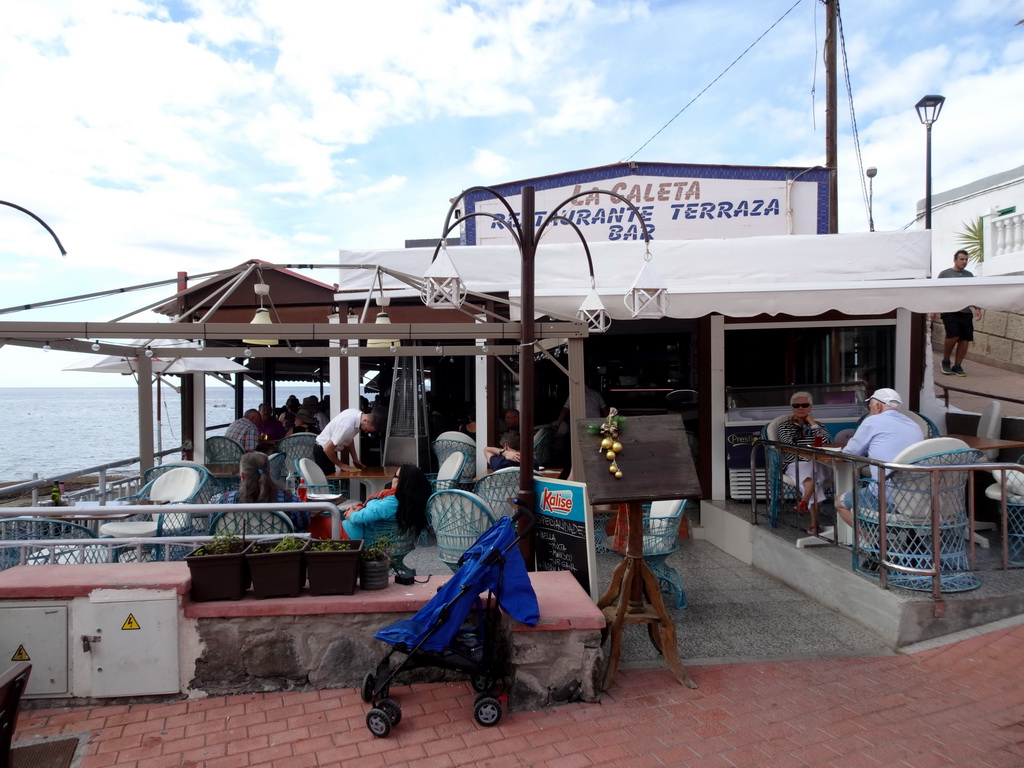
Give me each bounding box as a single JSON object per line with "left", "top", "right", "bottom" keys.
{"left": 532, "top": 477, "right": 596, "bottom": 598}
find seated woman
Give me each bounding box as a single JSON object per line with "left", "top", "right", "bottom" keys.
{"left": 778, "top": 391, "right": 832, "bottom": 535}
{"left": 213, "top": 451, "right": 310, "bottom": 531}
{"left": 340, "top": 464, "right": 431, "bottom": 541}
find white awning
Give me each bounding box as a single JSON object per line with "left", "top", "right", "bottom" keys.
{"left": 338, "top": 229, "right": 1024, "bottom": 319}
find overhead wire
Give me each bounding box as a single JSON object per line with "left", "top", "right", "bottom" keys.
{"left": 621, "top": 0, "right": 805, "bottom": 163}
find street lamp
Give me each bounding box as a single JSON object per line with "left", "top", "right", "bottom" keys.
{"left": 915, "top": 94, "right": 945, "bottom": 230}
{"left": 423, "top": 184, "right": 655, "bottom": 523}
{"left": 865, "top": 167, "right": 877, "bottom": 232}
{"left": 0, "top": 200, "right": 67, "bottom": 256}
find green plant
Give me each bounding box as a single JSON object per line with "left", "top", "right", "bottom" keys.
{"left": 268, "top": 536, "right": 305, "bottom": 553}
{"left": 195, "top": 531, "right": 243, "bottom": 556}
{"left": 956, "top": 216, "right": 984, "bottom": 265}
{"left": 309, "top": 539, "right": 353, "bottom": 552}
{"left": 361, "top": 535, "right": 395, "bottom": 562}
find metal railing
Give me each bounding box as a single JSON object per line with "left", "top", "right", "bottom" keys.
{"left": 0, "top": 502, "right": 343, "bottom": 568}
{"left": 751, "top": 438, "right": 1024, "bottom": 599}
{"left": 933, "top": 382, "right": 1024, "bottom": 410}
{"left": 0, "top": 446, "right": 191, "bottom": 506}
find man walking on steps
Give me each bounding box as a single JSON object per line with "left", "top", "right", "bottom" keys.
{"left": 934, "top": 249, "right": 982, "bottom": 377}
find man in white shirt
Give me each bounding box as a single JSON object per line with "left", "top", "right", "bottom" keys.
{"left": 835, "top": 388, "right": 922, "bottom": 527}
{"left": 313, "top": 409, "right": 379, "bottom": 474}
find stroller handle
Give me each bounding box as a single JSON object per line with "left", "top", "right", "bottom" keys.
{"left": 511, "top": 501, "right": 535, "bottom": 537}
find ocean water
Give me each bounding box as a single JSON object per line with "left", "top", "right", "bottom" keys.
{"left": 2, "top": 385, "right": 329, "bottom": 483}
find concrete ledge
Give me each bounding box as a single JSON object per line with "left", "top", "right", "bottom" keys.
{"left": 0, "top": 563, "right": 190, "bottom": 598}
{"left": 0, "top": 564, "right": 605, "bottom": 709}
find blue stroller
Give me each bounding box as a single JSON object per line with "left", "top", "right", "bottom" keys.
{"left": 362, "top": 508, "right": 538, "bottom": 737}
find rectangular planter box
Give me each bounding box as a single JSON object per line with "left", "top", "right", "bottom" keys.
{"left": 185, "top": 544, "right": 250, "bottom": 602}
{"left": 245, "top": 538, "right": 309, "bottom": 599}
{"left": 305, "top": 539, "right": 363, "bottom": 596}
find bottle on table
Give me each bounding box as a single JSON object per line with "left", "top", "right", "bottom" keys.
{"left": 51, "top": 482, "right": 62, "bottom": 506}
{"left": 297, "top": 478, "right": 308, "bottom": 502}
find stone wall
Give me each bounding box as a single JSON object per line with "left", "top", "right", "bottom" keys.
{"left": 932, "top": 310, "right": 1024, "bottom": 374}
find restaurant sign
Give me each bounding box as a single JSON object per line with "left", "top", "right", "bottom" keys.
{"left": 463, "top": 164, "right": 828, "bottom": 245}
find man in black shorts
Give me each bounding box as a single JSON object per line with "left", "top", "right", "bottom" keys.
{"left": 935, "top": 249, "right": 982, "bottom": 376}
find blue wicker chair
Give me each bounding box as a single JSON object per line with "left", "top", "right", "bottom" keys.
{"left": 361, "top": 518, "right": 418, "bottom": 579}
{"left": 426, "top": 490, "right": 497, "bottom": 572}
{"left": 1, "top": 518, "right": 108, "bottom": 570}
{"left": 276, "top": 433, "right": 318, "bottom": 465}
{"left": 205, "top": 436, "right": 246, "bottom": 464}
{"left": 471, "top": 467, "right": 519, "bottom": 519}
{"left": 431, "top": 431, "right": 476, "bottom": 482}
{"left": 984, "top": 453, "right": 1024, "bottom": 566}
{"left": 853, "top": 444, "right": 983, "bottom": 592}
{"left": 641, "top": 500, "right": 688, "bottom": 609}
{"left": 209, "top": 510, "right": 296, "bottom": 536}
{"left": 426, "top": 452, "right": 467, "bottom": 493}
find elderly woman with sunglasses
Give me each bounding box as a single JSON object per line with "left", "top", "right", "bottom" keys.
{"left": 339, "top": 464, "right": 431, "bottom": 541}
{"left": 778, "top": 391, "right": 833, "bottom": 534}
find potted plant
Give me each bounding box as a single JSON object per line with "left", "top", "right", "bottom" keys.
{"left": 306, "top": 538, "right": 363, "bottom": 596}
{"left": 184, "top": 531, "right": 250, "bottom": 602}
{"left": 245, "top": 535, "right": 309, "bottom": 599}
{"left": 359, "top": 536, "right": 394, "bottom": 591}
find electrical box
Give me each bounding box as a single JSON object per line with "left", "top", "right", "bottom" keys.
{"left": 86, "top": 592, "right": 179, "bottom": 697}
{"left": 0, "top": 603, "right": 70, "bottom": 696}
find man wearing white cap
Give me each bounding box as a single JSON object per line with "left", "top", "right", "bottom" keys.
{"left": 835, "top": 388, "right": 922, "bottom": 528}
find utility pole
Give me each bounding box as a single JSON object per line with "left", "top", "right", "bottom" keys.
{"left": 824, "top": 0, "right": 838, "bottom": 234}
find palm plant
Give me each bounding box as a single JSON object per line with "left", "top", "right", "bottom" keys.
{"left": 955, "top": 216, "right": 984, "bottom": 265}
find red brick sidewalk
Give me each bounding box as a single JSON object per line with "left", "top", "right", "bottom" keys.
{"left": 15, "top": 623, "right": 1024, "bottom": 767}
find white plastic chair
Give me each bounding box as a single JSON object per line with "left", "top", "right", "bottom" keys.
{"left": 297, "top": 457, "right": 343, "bottom": 498}
{"left": 100, "top": 467, "right": 205, "bottom": 538}
{"left": 977, "top": 401, "right": 1003, "bottom": 461}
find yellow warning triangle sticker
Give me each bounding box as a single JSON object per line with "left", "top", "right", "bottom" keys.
{"left": 121, "top": 613, "right": 141, "bottom": 631}
{"left": 11, "top": 645, "right": 30, "bottom": 661}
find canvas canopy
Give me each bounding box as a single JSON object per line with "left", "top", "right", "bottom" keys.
{"left": 337, "top": 230, "right": 1024, "bottom": 319}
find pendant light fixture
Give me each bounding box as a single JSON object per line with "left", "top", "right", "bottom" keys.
{"left": 242, "top": 281, "right": 279, "bottom": 346}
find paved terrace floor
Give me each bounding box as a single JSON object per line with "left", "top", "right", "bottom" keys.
{"left": 14, "top": 618, "right": 1024, "bottom": 767}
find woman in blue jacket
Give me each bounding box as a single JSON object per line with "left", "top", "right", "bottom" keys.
{"left": 342, "top": 464, "right": 431, "bottom": 540}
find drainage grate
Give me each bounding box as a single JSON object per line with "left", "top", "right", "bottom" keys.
{"left": 12, "top": 736, "right": 80, "bottom": 768}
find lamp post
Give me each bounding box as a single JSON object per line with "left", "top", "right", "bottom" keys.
{"left": 422, "top": 184, "right": 657, "bottom": 538}
{"left": 915, "top": 94, "right": 945, "bottom": 230}
{"left": 865, "top": 167, "right": 877, "bottom": 232}
{"left": 0, "top": 200, "right": 67, "bottom": 256}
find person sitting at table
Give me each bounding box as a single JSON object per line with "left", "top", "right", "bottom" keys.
{"left": 339, "top": 464, "right": 430, "bottom": 541}
{"left": 287, "top": 407, "right": 320, "bottom": 436}
{"left": 484, "top": 432, "right": 522, "bottom": 471}
{"left": 225, "top": 409, "right": 261, "bottom": 452}
{"left": 213, "top": 451, "right": 310, "bottom": 531}
{"left": 778, "top": 391, "right": 833, "bottom": 535}
{"left": 257, "top": 402, "right": 286, "bottom": 441}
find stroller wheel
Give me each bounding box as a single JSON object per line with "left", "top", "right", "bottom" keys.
{"left": 471, "top": 673, "right": 493, "bottom": 693}
{"left": 360, "top": 672, "right": 375, "bottom": 703}
{"left": 366, "top": 708, "right": 392, "bottom": 738}
{"left": 473, "top": 696, "right": 502, "bottom": 727}
{"left": 378, "top": 698, "right": 402, "bottom": 726}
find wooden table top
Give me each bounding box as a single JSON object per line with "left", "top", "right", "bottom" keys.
{"left": 327, "top": 466, "right": 399, "bottom": 481}
{"left": 205, "top": 463, "right": 240, "bottom": 477}
{"left": 943, "top": 434, "right": 1024, "bottom": 452}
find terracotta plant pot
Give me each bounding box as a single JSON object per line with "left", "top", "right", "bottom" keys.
{"left": 359, "top": 558, "right": 391, "bottom": 590}
{"left": 245, "top": 538, "right": 309, "bottom": 599}
{"left": 185, "top": 542, "right": 250, "bottom": 602}
{"left": 306, "top": 539, "right": 363, "bottom": 596}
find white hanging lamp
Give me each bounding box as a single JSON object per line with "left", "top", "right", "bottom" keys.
{"left": 623, "top": 246, "right": 669, "bottom": 319}
{"left": 242, "top": 282, "right": 279, "bottom": 346}
{"left": 577, "top": 281, "right": 611, "bottom": 333}
{"left": 366, "top": 297, "right": 400, "bottom": 349}
{"left": 421, "top": 243, "right": 468, "bottom": 309}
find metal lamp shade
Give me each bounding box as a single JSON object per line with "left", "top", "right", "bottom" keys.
{"left": 242, "top": 308, "right": 279, "bottom": 346}
{"left": 366, "top": 310, "right": 400, "bottom": 348}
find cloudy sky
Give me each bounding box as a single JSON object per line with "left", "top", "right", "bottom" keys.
{"left": 1, "top": 0, "right": 1022, "bottom": 387}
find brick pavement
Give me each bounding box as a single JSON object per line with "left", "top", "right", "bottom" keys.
{"left": 13, "top": 622, "right": 1024, "bottom": 767}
